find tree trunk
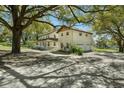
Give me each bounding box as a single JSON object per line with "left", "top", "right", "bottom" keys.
{"left": 122, "top": 40, "right": 124, "bottom": 52}
{"left": 36, "top": 33, "right": 39, "bottom": 45}
{"left": 118, "top": 40, "right": 124, "bottom": 53}
{"left": 11, "top": 29, "right": 22, "bottom": 54}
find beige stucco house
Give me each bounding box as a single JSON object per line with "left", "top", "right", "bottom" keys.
{"left": 38, "top": 30, "right": 59, "bottom": 49}
{"left": 38, "top": 26, "right": 94, "bottom": 51}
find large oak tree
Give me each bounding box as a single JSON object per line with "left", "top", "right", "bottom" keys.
{"left": 0, "top": 5, "right": 116, "bottom": 54}
{"left": 0, "top": 5, "right": 58, "bottom": 54}
{"left": 92, "top": 6, "right": 124, "bottom": 52}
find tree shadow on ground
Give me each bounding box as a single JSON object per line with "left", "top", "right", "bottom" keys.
{"left": 95, "top": 52, "right": 124, "bottom": 60}
{"left": 0, "top": 59, "right": 79, "bottom": 87}
{"left": 0, "top": 51, "right": 79, "bottom": 87}
{"left": 0, "top": 51, "right": 70, "bottom": 67}
{"left": 51, "top": 50, "right": 71, "bottom": 55}
{"left": 1, "top": 62, "right": 124, "bottom": 88}
{"left": 0, "top": 51, "right": 124, "bottom": 88}
{"left": 51, "top": 50, "right": 92, "bottom": 55}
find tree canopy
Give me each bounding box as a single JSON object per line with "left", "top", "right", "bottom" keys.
{"left": 0, "top": 5, "right": 123, "bottom": 53}
{"left": 92, "top": 6, "right": 124, "bottom": 52}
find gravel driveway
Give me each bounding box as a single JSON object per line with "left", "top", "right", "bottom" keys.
{"left": 0, "top": 50, "right": 124, "bottom": 88}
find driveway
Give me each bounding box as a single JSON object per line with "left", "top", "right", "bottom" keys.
{"left": 0, "top": 50, "right": 124, "bottom": 88}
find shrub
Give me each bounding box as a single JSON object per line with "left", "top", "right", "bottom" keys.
{"left": 70, "top": 45, "right": 83, "bottom": 55}
{"left": 23, "top": 41, "right": 36, "bottom": 48}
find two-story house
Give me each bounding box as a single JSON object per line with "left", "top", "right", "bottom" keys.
{"left": 57, "top": 26, "right": 94, "bottom": 51}
{"left": 38, "top": 30, "right": 59, "bottom": 49}
{"left": 38, "top": 26, "right": 94, "bottom": 51}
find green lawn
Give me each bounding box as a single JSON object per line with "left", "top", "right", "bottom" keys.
{"left": 0, "top": 45, "right": 11, "bottom": 50}
{"left": 94, "top": 48, "right": 118, "bottom": 53}
{"left": 0, "top": 44, "right": 29, "bottom": 51}
{"left": 0, "top": 43, "right": 118, "bottom": 53}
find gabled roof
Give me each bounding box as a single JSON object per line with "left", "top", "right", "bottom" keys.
{"left": 57, "top": 25, "right": 93, "bottom": 34}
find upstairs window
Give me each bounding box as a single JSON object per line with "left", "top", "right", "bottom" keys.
{"left": 79, "top": 33, "right": 82, "bottom": 36}
{"left": 61, "top": 43, "right": 63, "bottom": 48}
{"left": 54, "top": 35, "right": 56, "bottom": 38}
{"left": 54, "top": 42, "right": 56, "bottom": 46}
{"left": 66, "top": 43, "right": 69, "bottom": 48}
{"left": 61, "top": 33, "right": 63, "bottom": 36}
{"left": 85, "top": 33, "right": 88, "bottom": 37}
{"left": 48, "top": 42, "right": 50, "bottom": 46}
{"left": 66, "top": 32, "right": 69, "bottom": 35}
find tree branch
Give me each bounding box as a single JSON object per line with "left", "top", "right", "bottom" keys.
{"left": 0, "top": 17, "right": 12, "bottom": 30}
{"left": 112, "top": 20, "right": 124, "bottom": 39}
{"left": 33, "top": 20, "right": 55, "bottom": 27}
{"left": 22, "top": 5, "right": 58, "bottom": 30}
{"left": 25, "top": 6, "right": 46, "bottom": 13}
{"left": 4, "top": 5, "right": 11, "bottom": 11}
{"left": 68, "top": 5, "right": 80, "bottom": 23}
{"left": 72, "top": 5, "right": 117, "bottom": 13}
{"left": 20, "top": 5, "right": 28, "bottom": 16}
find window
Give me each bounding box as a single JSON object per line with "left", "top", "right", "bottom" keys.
{"left": 66, "top": 32, "right": 69, "bottom": 35}
{"left": 54, "top": 42, "right": 56, "bottom": 46}
{"left": 66, "top": 43, "right": 69, "bottom": 48}
{"left": 79, "top": 33, "right": 82, "bottom": 36}
{"left": 85, "top": 33, "right": 88, "bottom": 37}
{"left": 61, "top": 33, "right": 63, "bottom": 36}
{"left": 43, "top": 42, "right": 45, "bottom": 46}
{"left": 54, "top": 35, "right": 56, "bottom": 38}
{"left": 61, "top": 43, "right": 63, "bottom": 48}
{"left": 47, "top": 35, "right": 49, "bottom": 38}
{"left": 48, "top": 42, "right": 50, "bottom": 46}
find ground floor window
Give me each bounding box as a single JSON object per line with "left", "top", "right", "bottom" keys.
{"left": 48, "top": 42, "right": 50, "bottom": 46}
{"left": 66, "top": 43, "right": 69, "bottom": 48}
{"left": 43, "top": 42, "right": 45, "bottom": 46}
{"left": 54, "top": 42, "right": 56, "bottom": 46}
{"left": 61, "top": 43, "right": 63, "bottom": 48}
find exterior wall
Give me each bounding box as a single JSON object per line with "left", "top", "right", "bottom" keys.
{"left": 72, "top": 30, "right": 93, "bottom": 51}
{"left": 58, "top": 30, "right": 73, "bottom": 51}
{"left": 38, "top": 40, "right": 59, "bottom": 49}
{"left": 58, "top": 30, "right": 93, "bottom": 51}
{"left": 38, "top": 29, "right": 94, "bottom": 51}
{"left": 45, "top": 40, "right": 59, "bottom": 49}
{"left": 38, "top": 31, "right": 60, "bottom": 50}
{"left": 40, "top": 31, "right": 58, "bottom": 40}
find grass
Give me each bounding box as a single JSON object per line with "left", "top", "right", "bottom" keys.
{"left": 0, "top": 44, "right": 29, "bottom": 51}
{"left": 0, "top": 45, "right": 11, "bottom": 50}
{"left": 94, "top": 48, "right": 118, "bottom": 53}
{"left": 0, "top": 42, "right": 119, "bottom": 53}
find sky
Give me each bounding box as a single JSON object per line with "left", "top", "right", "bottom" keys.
{"left": 49, "top": 16, "right": 92, "bottom": 32}
{"left": 50, "top": 16, "right": 98, "bottom": 42}
{"left": 0, "top": 15, "right": 92, "bottom": 33}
